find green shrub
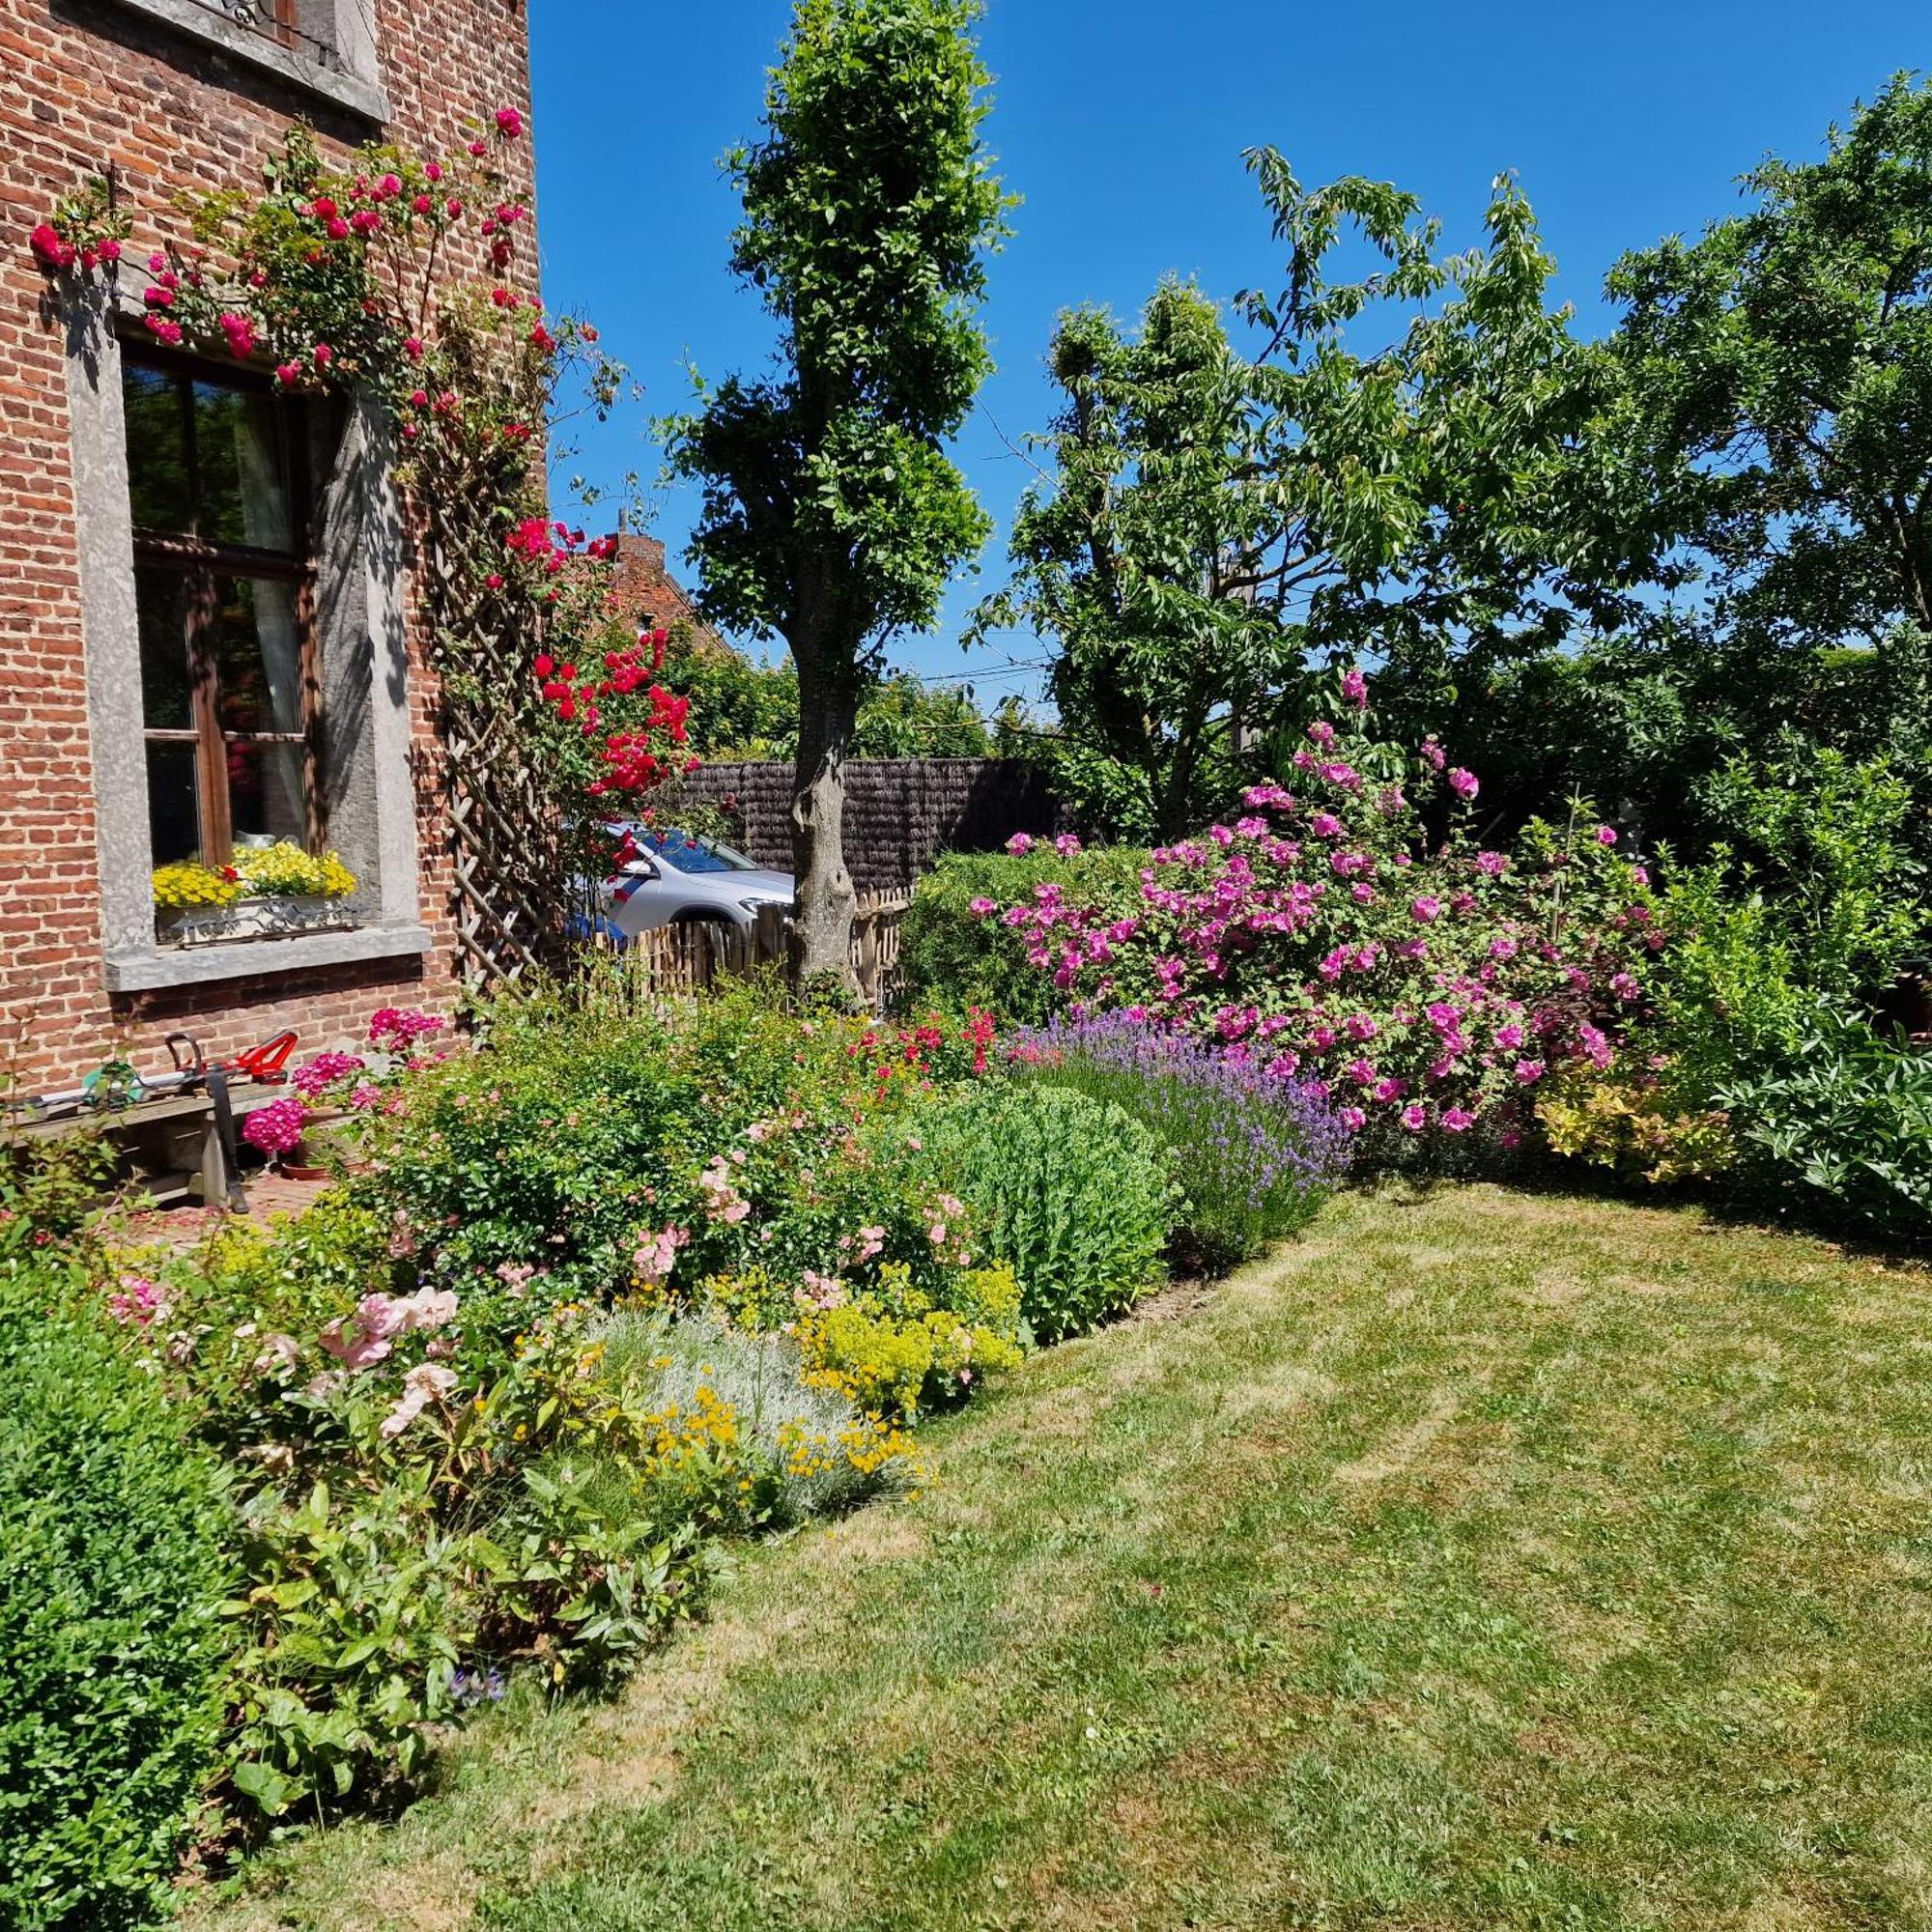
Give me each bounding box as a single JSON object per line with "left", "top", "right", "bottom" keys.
{"left": 1713, "top": 1009, "right": 1932, "bottom": 1243}
{"left": 1634, "top": 771, "right": 1932, "bottom": 1241}
{"left": 0, "top": 1259, "right": 236, "bottom": 1929}
{"left": 900, "top": 847, "right": 1151, "bottom": 1022}
{"left": 1686, "top": 740, "right": 1926, "bottom": 1004}
{"left": 348, "top": 999, "right": 704, "bottom": 1307}
{"left": 1008, "top": 1015, "right": 1349, "bottom": 1268}
{"left": 911, "top": 1084, "right": 1176, "bottom": 1340}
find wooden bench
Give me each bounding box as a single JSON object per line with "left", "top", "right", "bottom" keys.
{"left": 7, "top": 1088, "right": 293, "bottom": 1208}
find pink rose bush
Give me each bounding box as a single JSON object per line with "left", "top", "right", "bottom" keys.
{"left": 975, "top": 676, "right": 1662, "bottom": 1159}
{"left": 242, "top": 1095, "right": 309, "bottom": 1162}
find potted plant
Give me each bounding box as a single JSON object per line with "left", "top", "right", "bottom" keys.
{"left": 241, "top": 1094, "right": 311, "bottom": 1177}
{"left": 153, "top": 842, "right": 357, "bottom": 946}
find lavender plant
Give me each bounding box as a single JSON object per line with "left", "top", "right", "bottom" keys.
{"left": 1010, "top": 1011, "right": 1350, "bottom": 1267}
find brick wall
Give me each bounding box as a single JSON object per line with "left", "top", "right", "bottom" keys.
{"left": 608, "top": 531, "right": 723, "bottom": 650}
{"left": 0, "top": 0, "right": 534, "bottom": 1085}
{"left": 685, "top": 758, "right": 1066, "bottom": 895}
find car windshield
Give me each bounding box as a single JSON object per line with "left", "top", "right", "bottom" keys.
{"left": 641, "top": 829, "right": 758, "bottom": 875}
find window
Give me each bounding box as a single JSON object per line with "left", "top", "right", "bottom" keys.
{"left": 260, "top": 0, "right": 340, "bottom": 68}
{"left": 639, "top": 830, "right": 759, "bottom": 875}
{"left": 100, "top": 0, "right": 387, "bottom": 126}
{"left": 123, "top": 350, "right": 319, "bottom": 867}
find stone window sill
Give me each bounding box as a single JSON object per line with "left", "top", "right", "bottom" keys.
{"left": 103, "top": 0, "right": 390, "bottom": 124}
{"left": 104, "top": 922, "right": 432, "bottom": 993}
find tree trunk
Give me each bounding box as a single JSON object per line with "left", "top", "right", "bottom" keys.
{"left": 789, "top": 662, "right": 861, "bottom": 990}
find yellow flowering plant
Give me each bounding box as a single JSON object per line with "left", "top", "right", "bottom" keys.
{"left": 151, "top": 862, "right": 244, "bottom": 909}
{"left": 231, "top": 842, "right": 358, "bottom": 899}
{"left": 794, "top": 1262, "right": 1024, "bottom": 1420}
{"left": 152, "top": 844, "right": 357, "bottom": 911}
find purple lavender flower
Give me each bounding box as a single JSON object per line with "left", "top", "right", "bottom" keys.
{"left": 1009, "top": 1010, "right": 1350, "bottom": 1263}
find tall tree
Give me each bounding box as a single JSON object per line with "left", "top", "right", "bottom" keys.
{"left": 668, "top": 0, "right": 1008, "bottom": 982}
{"left": 974, "top": 282, "right": 1290, "bottom": 839}
{"left": 980, "top": 164, "right": 1612, "bottom": 838}
{"left": 1234, "top": 155, "right": 1612, "bottom": 684}
{"left": 1602, "top": 72, "right": 1932, "bottom": 650}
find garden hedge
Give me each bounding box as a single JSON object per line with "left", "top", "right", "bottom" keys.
{"left": 0, "top": 1258, "right": 236, "bottom": 1930}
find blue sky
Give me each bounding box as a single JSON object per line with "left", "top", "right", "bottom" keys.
{"left": 530, "top": 0, "right": 1924, "bottom": 710}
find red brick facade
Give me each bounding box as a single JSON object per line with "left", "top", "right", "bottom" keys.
{"left": 0, "top": 0, "right": 534, "bottom": 1087}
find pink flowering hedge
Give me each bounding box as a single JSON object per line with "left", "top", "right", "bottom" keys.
{"left": 969, "top": 679, "right": 1664, "bottom": 1160}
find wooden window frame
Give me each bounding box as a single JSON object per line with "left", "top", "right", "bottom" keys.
{"left": 125, "top": 344, "right": 324, "bottom": 867}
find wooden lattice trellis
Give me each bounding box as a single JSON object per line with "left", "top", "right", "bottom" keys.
{"left": 418, "top": 472, "right": 576, "bottom": 996}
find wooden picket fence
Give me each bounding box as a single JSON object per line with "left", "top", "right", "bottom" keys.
{"left": 590, "top": 892, "right": 911, "bottom": 1012}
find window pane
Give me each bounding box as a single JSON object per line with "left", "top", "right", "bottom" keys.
{"left": 146, "top": 742, "right": 202, "bottom": 866}
{"left": 124, "top": 363, "right": 189, "bottom": 534}
{"left": 135, "top": 567, "right": 193, "bottom": 729}
{"left": 195, "top": 382, "right": 292, "bottom": 551}
{"left": 225, "top": 740, "right": 306, "bottom": 850}
{"left": 209, "top": 577, "right": 303, "bottom": 736}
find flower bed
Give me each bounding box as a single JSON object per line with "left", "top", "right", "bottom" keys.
{"left": 956, "top": 674, "right": 1662, "bottom": 1166}
{"left": 14, "top": 982, "right": 1144, "bottom": 1896}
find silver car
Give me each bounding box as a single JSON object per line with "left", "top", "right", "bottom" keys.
{"left": 599, "top": 828, "right": 794, "bottom": 940}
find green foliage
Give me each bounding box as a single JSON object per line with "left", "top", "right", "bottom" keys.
{"left": 0, "top": 1124, "right": 117, "bottom": 1263}
{"left": 911, "top": 1084, "right": 1176, "bottom": 1341}
{"left": 848, "top": 672, "right": 995, "bottom": 758}
{"left": 225, "top": 1473, "right": 469, "bottom": 1820}
{"left": 1688, "top": 742, "right": 1925, "bottom": 998}
{"left": 666, "top": 0, "right": 1009, "bottom": 972}
{"left": 658, "top": 624, "right": 998, "bottom": 763}
{"left": 900, "top": 846, "right": 1152, "bottom": 1022}
{"left": 1711, "top": 1011, "right": 1932, "bottom": 1242}
{"left": 665, "top": 0, "right": 1009, "bottom": 654}
{"left": 974, "top": 282, "right": 1291, "bottom": 838}
{"left": 348, "top": 1001, "right": 702, "bottom": 1309}
{"left": 0, "top": 1257, "right": 235, "bottom": 1929}
{"left": 1602, "top": 72, "right": 1932, "bottom": 648}
{"left": 1237, "top": 156, "right": 1617, "bottom": 672}
{"left": 979, "top": 158, "right": 1616, "bottom": 834}
{"left": 1620, "top": 744, "right": 1932, "bottom": 1240}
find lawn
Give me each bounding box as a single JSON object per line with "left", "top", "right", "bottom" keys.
{"left": 201, "top": 1184, "right": 1932, "bottom": 1931}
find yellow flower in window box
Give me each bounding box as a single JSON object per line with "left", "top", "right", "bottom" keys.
{"left": 151, "top": 862, "right": 245, "bottom": 909}
{"left": 154, "top": 844, "right": 359, "bottom": 947}
{"left": 230, "top": 842, "right": 358, "bottom": 900}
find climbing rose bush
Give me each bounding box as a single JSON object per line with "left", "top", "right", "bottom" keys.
{"left": 977, "top": 677, "right": 1663, "bottom": 1159}
{"left": 30, "top": 113, "right": 695, "bottom": 826}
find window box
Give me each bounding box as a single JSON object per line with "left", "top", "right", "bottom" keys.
{"left": 156, "top": 894, "right": 356, "bottom": 947}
